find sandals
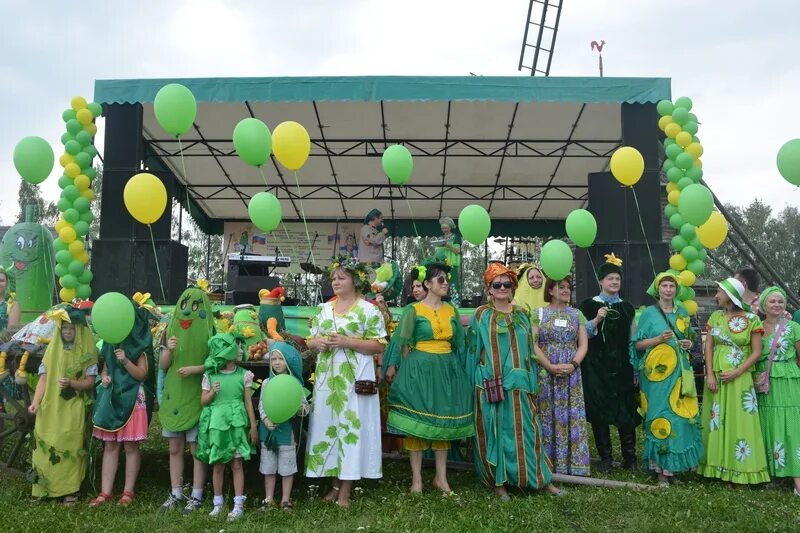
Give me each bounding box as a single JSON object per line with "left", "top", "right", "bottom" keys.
{"left": 281, "top": 500, "right": 293, "bottom": 512}
{"left": 88, "top": 492, "right": 111, "bottom": 507}
{"left": 258, "top": 499, "right": 276, "bottom": 511}
{"left": 63, "top": 493, "right": 79, "bottom": 505}
{"left": 118, "top": 491, "right": 135, "bottom": 506}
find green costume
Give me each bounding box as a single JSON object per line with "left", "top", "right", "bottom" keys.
{"left": 698, "top": 310, "right": 769, "bottom": 484}
{"left": 31, "top": 305, "right": 98, "bottom": 498}
{"left": 92, "top": 305, "right": 155, "bottom": 432}
{"left": 386, "top": 302, "right": 474, "bottom": 441}
{"left": 196, "top": 333, "right": 253, "bottom": 464}
{"left": 468, "top": 304, "right": 553, "bottom": 489}
{"left": 160, "top": 287, "right": 215, "bottom": 432}
{"left": 631, "top": 304, "right": 703, "bottom": 474}
{"left": 231, "top": 306, "right": 266, "bottom": 350}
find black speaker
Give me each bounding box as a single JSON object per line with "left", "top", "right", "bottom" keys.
{"left": 92, "top": 239, "right": 188, "bottom": 304}
{"left": 588, "top": 171, "right": 663, "bottom": 243}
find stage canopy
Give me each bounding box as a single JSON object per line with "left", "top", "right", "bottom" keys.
{"left": 94, "top": 76, "right": 670, "bottom": 237}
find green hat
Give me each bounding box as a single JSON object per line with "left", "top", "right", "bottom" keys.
{"left": 646, "top": 272, "right": 679, "bottom": 299}
{"left": 204, "top": 332, "right": 242, "bottom": 373}
{"left": 759, "top": 286, "right": 787, "bottom": 311}
{"left": 717, "top": 277, "right": 750, "bottom": 312}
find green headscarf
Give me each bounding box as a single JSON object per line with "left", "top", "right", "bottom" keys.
{"left": 758, "top": 286, "right": 787, "bottom": 312}
{"left": 204, "top": 332, "right": 242, "bottom": 374}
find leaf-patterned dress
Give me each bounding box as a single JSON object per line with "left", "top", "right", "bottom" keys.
{"left": 698, "top": 310, "right": 769, "bottom": 484}
{"left": 756, "top": 320, "right": 800, "bottom": 477}
{"left": 305, "top": 299, "right": 386, "bottom": 480}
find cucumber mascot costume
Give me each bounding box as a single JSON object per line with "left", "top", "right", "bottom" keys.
{"left": 159, "top": 286, "right": 215, "bottom": 432}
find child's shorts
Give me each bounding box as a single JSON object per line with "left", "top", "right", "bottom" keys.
{"left": 161, "top": 425, "right": 198, "bottom": 443}
{"left": 259, "top": 444, "right": 297, "bottom": 476}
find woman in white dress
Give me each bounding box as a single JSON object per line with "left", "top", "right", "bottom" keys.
{"left": 305, "top": 256, "right": 387, "bottom": 507}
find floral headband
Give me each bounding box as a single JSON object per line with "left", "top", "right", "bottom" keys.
{"left": 329, "top": 255, "right": 372, "bottom": 293}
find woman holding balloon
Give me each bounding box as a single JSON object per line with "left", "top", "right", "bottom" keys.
{"left": 304, "top": 256, "right": 386, "bottom": 508}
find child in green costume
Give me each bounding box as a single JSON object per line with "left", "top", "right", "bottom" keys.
{"left": 158, "top": 286, "right": 215, "bottom": 514}
{"left": 196, "top": 332, "right": 257, "bottom": 522}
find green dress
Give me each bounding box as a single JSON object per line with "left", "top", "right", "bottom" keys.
{"left": 386, "top": 302, "right": 474, "bottom": 440}
{"left": 631, "top": 305, "right": 703, "bottom": 474}
{"left": 468, "top": 304, "right": 553, "bottom": 489}
{"left": 756, "top": 320, "right": 800, "bottom": 477}
{"left": 195, "top": 366, "right": 254, "bottom": 464}
{"left": 698, "top": 310, "right": 769, "bottom": 484}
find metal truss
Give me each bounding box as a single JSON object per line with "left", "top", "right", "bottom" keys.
{"left": 518, "top": 0, "right": 564, "bottom": 76}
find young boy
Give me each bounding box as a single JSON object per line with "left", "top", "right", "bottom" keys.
{"left": 258, "top": 342, "right": 309, "bottom": 511}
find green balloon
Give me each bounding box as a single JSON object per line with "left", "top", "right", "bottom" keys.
{"left": 87, "top": 102, "right": 103, "bottom": 118}
{"left": 73, "top": 197, "right": 90, "bottom": 213}
{"left": 261, "top": 373, "right": 303, "bottom": 424}
{"left": 777, "top": 139, "right": 800, "bottom": 186}
{"left": 675, "top": 96, "right": 693, "bottom": 111}
{"left": 698, "top": 248, "right": 707, "bottom": 261}
{"left": 61, "top": 274, "right": 78, "bottom": 289}
{"left": 669, "top": 213, "right": 684, "bottom": 230}
{"left": 565, "top": 209, "right": 597, "bottom": 248}
{"left": 68, "top": 259, "right": 84, "bottom": 277}
{"left": 540, "top": 239, "right": 574, "bottom": 280}
{"left": 84, "top": 167, "right": 97, "bottom": 179}
{"left": 233, "top": 118, "right": 272, "bottom": 167}
{"left": 675, "top": 152, "right": 695, "bottom": 171}
{"left": 685, "top": 167, "right": 703, "bottom": 182}
{"left": 678, "top": 184, "right": 713, "bottom": 225}
{"left": 683, "top": 121, "right": 698, "bottom": 135}
{"left": 74, "top": 152, "right": 92, "bottom": 169}
{"left": 76, "top": 284, "right": 92, "bottom": 299}
{"left": 679, "top": 223, "right": 696, "bottom": 240}
{"left": 62, "top": 109, "right": 77, "bottom": 122}
{"left": 55, "top": 263, "right": 67, "bottom": 278}
{"left": 666, "top": 167, "right": 684, "bottom": 183}
{"left": 66, "top": 119, "right": 82, "bottom": 135}
{"left": 63, "top": 185, "right": 80, "bottom": 201}
{"left": 382, "top": 145, "right": 414, "bottom": 186}
{"left": 665, "top": 144, "right": 683, "bottom": 161}
{"left": 61, "top": 132, "right": 75, "bottom": 145}
{"left": 677, "top": 177, "right": 694, "bottom": 190}
{"left": 153, "top": 83, "right": 197, "bottom": 137}
{"left": 671, "top": 107, "right": 689, "bottom": 125}
{"left": 656, "top": 100, "right": 674, "bottom": 116}
{"left": 13, "top": 136, "right": 54, "bottom": 185}
{"left": 92, "top": 292, "right": 135, "bottom": 344}
{"left": 58, "top": 197, "right": 72, "bottom": 212}
{"left": 671, "top": 235, "right": 688, "bottom": 251}
{"left": 74, "top": 221, "right": 89, "bottom": 236}
{"left": 681, "top": 245, "right": 699, "bottom": 262}
{"left": 53, "top": 238, "right": 68, "bottom": 252}
{"left": 664, "top": 204, "right": 678, "bottom": 219}
{"left": 678, "top": 285, "right": 691, "bottom": 301}
{"left": 457, "top": 204, "right": 491, "bottom": 245}
{"left": 687, "top": 259, "right": 705, "bottom": 275}
{"left": 80, "top": 211, "right": 94, "bottom": 224}
{"left": 664, "top": 138, "right": 676, "bottom": 147}
{"left": 78, "top": 269, "right": 94, "bottom": 284}
{"left": 83, "top": 145, "right": 98, "bottom": 158}
{"left": 247, "top": 192, "right": 282, "bottom": 233}
{"left": 75, "top": 130, "right": 92, "bottom": 147}
{"left": 65, "top": 140, "right": 81, "bottom": 155}
{"left": 689, "top": 237, "right": 702, "bottom": 250}
{"left": 58, "top": 175, "right": 72, "bottom": 189}
{"left": 688, "top": 112, "right": 698, "bottom": 123}
{"left": 64, "top": 208, "right": 80, "bottom": 224}
{"left": 56, "top": 250, "right": 72, "bottom": 265}
{"left": 662, "top": 159, "right": 675, "bottom": 172}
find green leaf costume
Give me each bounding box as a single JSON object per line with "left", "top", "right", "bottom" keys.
{"left": 159, "top": 287, "right": 215, "bottom": 432}
{"left": 231, "top": 306, "right": 266, "bottom": 350}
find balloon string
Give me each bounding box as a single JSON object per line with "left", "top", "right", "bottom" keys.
{"left": 177, "top": 136, "right": 192, "bottom": 221}
{"left": 630, "top": 187, "right": 657, "bottom": 277}
{"left": 293, "top": 171, "right": 315, "bottom": 267}
{"left": 148, "top": 224, "right": 167, "bottom": 302}
{"left": 258, "top": 166, "right": 269, "bottom": 188}
{"left": 404, "top": 196, "right": 419, "bottom": 237}
{"left": 585, "top": 249, "right": 601, "bottom": 290}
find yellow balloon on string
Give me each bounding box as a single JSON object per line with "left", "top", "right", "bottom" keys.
{"left": 609, "top": 146, "right": 644, "bottom": 187}
{"left": 682, "top": 299, "right": 698, "bottom": 316}
{"left": 70, "top": 96, "right": 87, "bottom": 111}
{"left": 696, "top": 210, "right": 728, "bottom": 249}
{"left": 124, "top": 172, "right": 168, "bottom": 225}
{"left": 272, "top": 121, "right": 311, "bottom": 171}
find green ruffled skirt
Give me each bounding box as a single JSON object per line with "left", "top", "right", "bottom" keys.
{"left": 196, "top": 400, "right": 253, "bottom": 464}
{"left": 758, "top": 376, "right": 800, "bottom": 477}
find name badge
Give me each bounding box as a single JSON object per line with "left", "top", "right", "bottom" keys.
{"left": 554, "top": 318, "right": 568, "bottom": 328}
{"left": 710, "top": 327, "right": 720, "bottom": 336}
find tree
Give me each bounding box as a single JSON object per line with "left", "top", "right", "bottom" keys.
{"left": 15, "top": 181, "right": 58, "bottom": 225}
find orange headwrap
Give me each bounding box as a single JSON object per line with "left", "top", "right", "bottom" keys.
{"left": 483, "top": 262, "right": 518, "bottom": 289}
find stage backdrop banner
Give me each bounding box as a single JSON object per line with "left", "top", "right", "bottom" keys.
{"left": 223, "top": 221, "right": 362, "bottom": 274}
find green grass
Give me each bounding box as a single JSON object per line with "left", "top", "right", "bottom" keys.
{"left": 1, "top": 416, "right": 799, "bottom": 532}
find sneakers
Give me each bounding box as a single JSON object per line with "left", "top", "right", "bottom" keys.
{"left": 181, "top": 497, "right": 203, "bottom": 516}
{"left": 227, "top": 506, "right": 244, "bottom": 522}
{"left": 209, "top": 505, "right": 223, "bottom": 518}
{"left": 160, "top": 493, "right": 185, "bottom": 512}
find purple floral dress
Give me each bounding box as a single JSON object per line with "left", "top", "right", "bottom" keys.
{"left": 534, "top": 306, "right": 591, "bottom": 476}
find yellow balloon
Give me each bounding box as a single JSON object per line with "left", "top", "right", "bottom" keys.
{"left": 69, "top": 240, "right": 85, "bottom": 255}
{"left": 666, "top": 182, "right": 678, "bottom": 194}
{"left": 694, "top": 158, "right": 703, "bottom": 168}
{"left": 686, "top": 142, "right": 704, "bottom": 158}
{"left": 74, "top": 174, "right": 90, "bottom": 191}
{"left": 76, "top": 108, "right": 93, "bottom": 125}
{"left": 59, "top": 226, "right": 77, "bottom": 244}
{"left": 696, "top": 210, "right": 728, "bottom": 249}
{"left": 86, "top": 123, "right": 98, "bottom": 136}
{"left": 678, "top": 270, "right": 696, "bottom": 287}
{"left": 609, "top": 146, "right": 644, "bottom": 187}
{"left": 124, "top": 172, "right": 167, "bottom": 224}
{"left": 65, "top": 162, "right": 80, "bottom": 178}
{"left": 54, "top": 217, "right": 67, "bottom": 232}
{"left": 665, "top": 123, "right": 681, "bottom": 139}
{"left": 81, "top": 189, "right": 96, "bottom": 201}
{"left": 669, "top": 254, "right": 687, "bottom": 271}
{"left": 658, "top": 115, "right": 672, "bottom": 131}
{"left": 682, "top": 299, "right": 698, "bottom": 316}
{"left": 272, "top": 121, "right": 311, "bottom": 171}
{"left": 70, "top": 96, "right": 87, "bottom": 111}
{"left": 668, "top": 190, "right": 680, "bottom": 206}
{"left": 59, "top": 153, "right": 74, "bottom": 167}
{"left": 77, "top": 251, "right": 90, "bottom": 264}
{"left": 60, "top": 287, "right": 77, "bottom": 303}
{"left": 675, "top": 131, "right": 692, "bottom": 148}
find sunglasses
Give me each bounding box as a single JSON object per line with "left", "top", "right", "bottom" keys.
{"left": 434, "top": 275, "right": 449, "bottom": 284}
{"left": 491, "top": 281, "right": 514, "bottom": 290}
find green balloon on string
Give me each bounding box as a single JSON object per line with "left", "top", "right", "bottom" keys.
{"left": 261, "top": 374, "right": 303, "bottom": 424}
{"left": 154, "top": 83, "right": 197, "bottom": 137}
{"left": 458, "top": 204, "right": 491, "bottom": 245}
{"left": 565, "top": 209, "right": 597, "bottom": 248}
{"left": 93, "top": 292, "right": 135, "bottom": 344}
{"left": 13, "top": 136, "right": 54, "bottom": 185}
{"left": 233, "top": 118, "right": 272, "bottom": 167}
{"left": 675, "top": 96, "right": 693, "bottom": 111}
{"left": 248, "top": 192, "right": 282, "bottom": 232}
{"left": 656, "top": 100, "right": 674, "bottom": 116}
{"left": 678, "top": 184, "right": 714, "bottom": 225}
{"left": 382, "top": 145, "right": 414, "bottom": 186}
{"left": 540, "top": 239, "right": 574, "bottom": 280}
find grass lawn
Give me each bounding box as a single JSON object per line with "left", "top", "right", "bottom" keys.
{"left": 1, "top": 414, "right": 799, "bottom": 533}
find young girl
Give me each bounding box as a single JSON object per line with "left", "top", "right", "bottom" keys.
{"left": 196, "top": 332, "right": 257, "bottom": 521}
{"left": 90, "top": 299, "right": 155, "bottom": 506}
{"left": 0, "top": 266, "right": 20, "bottom": 332}
{"left": 28, "top": 302, "right": 98, "bottom": 503}
{"left": 258, "top": 342, "right": 309, "bottom": 511}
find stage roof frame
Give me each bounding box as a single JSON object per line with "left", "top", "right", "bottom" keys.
{"left": 95, "top": 76, "right": 670, "bottom": 236}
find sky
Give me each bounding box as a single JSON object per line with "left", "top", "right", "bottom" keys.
{"left": 2, "top": 0, "right": 799, "bottom": 224}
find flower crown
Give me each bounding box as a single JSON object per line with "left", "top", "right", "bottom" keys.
{"left": 329, "top": 255, "right": 372, "bottom": 292}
